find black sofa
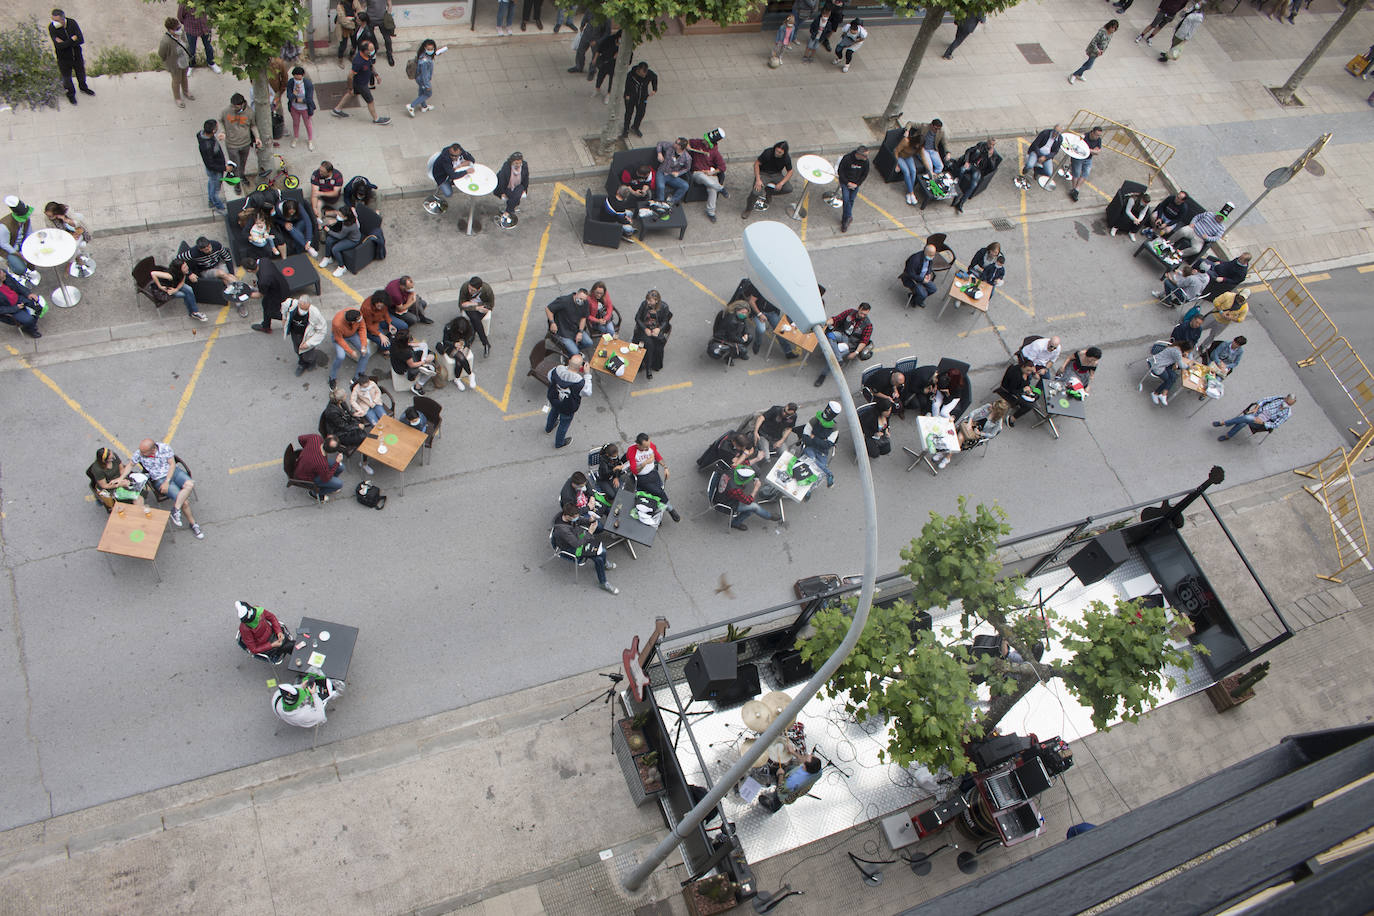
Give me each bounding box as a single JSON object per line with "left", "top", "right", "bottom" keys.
{"left": 605, "top": 147, "right": 707, "bottom": 203}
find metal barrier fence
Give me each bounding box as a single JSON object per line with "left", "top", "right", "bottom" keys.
{"left": 1296, "top": 435, "right": 1372, "bottom": 583}
{"left": 1250, "top": 248, "right": 1341, "bottom": 366}
{"left": 1065, "top": 109, "right": 1176, "bottom": 185}
{"left": 1319, "top": 337, "right": 1374, "bottom": 433}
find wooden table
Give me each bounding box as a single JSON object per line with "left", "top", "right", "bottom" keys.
{"left": 903, "top": 415, "right": 958, "bottom": 475}
{"left": 936, "top": 283, "right": 991, "bottom": 321}
{"left": 764, "top": 320, "right": 820, "bottom": 365}
{"left": 1180, "top": 360, "right": 1226, "bottom": 415}
{"left": 357, "top": 415, "right": 427, "bottom": 495}
{"left": 591, "top": 338, "right": 646, "bottom": 384}
{"left": 97, "top": 505, "right": 172, "bottom": 581}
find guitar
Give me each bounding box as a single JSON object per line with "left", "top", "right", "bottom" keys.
{"left": 623, "top": 616, "right": 670, "bottom": 702}
{"left": 1140, "top": 465, "right": 1225, "bottom": 528}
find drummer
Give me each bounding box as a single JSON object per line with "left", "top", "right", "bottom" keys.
{"left": 1067, "top": 126, "right": 1102, "bottom": 204}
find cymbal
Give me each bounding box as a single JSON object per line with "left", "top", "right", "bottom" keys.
{"left": 761, "top": 691, "right": 793, "bottom": 717}
{"left": 765, "top": 741, "right": 789, "bottom": 763}
{"left": 741, "top": 699, "right": 775, "bottom": 733}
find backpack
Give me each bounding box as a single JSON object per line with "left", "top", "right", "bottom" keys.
{"left": 405, "top": 57, "right": 417, "bottom": 80}
{"left": 355, "top": 479, "right": 386, "bottom": 509}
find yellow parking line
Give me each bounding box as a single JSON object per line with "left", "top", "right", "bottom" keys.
{"left": 165, "top": 304, "right": 231, "bottom": 444}
{"left": 631, "top": 381, "right": 692, "bottom": 397}
{"left": 874, "top": 342, "right": 912, "bottom": 352}
{"left": 1082, "top": 179, "right": 1112, "bottom": 201}
{"left": 504, "top": 408, "right": 547, "bottom": 421}
{"left": 1298, "top": 272, "right": 1329, "bottom": 283}
{"left": 5, "top": 344, "right": 129, "bottom": 455}
{"left": 322, "top": 268, "right": 364, "bottom": 302}
{"left": 746, "top": 363, "right": 801, "bottom": 376}
{"left": 857, "top": 193, "right": 922, "bottom": 240}
{"left": 1046, "top": 311, "right": 1086, "bottom": 322}
{"left": 628, "top": 237, "right": 726, "bottom": 305}
{"left": 1357, "top": 264, "right": 1374, "bottom": 273}
{"left": 958, "top": 324, "right": 1005, "bottom": 338}
{"left": 227, "top": 459, "right": 278, "bottom": 475}
{"left": 1016, "top": 136, "right": 1035, "bottom": 318}
{"left": 1122, "top": 299, "right": 1158, "bottom": 310}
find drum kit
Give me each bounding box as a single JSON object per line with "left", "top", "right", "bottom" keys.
{"left": 738, "top": 691, "right": 807, "bottom": 778}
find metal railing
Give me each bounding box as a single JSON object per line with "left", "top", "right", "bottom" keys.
{"left": 1064, "top": 109, "right": 1176, "bottom": 185}
{"left": 1296, "top": 430, "right": 1372, "bottom": 583}
{"left": 1250, "top": 248, "right": 1342, "bottom": 366}
{"left": 1319, "top": 337, "right": 1374, "bottom": 432}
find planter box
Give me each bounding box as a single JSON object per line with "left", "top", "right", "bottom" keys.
{"left": 1206, "top": 674, "right": 1255, "bottom": 713}
{"left": 680, "top": 6, "right": 764, "bottom": 34}
{"left": 683, "top": 883, "right": 740, "bottom": 915}
{"left": 612, "top": 712, "right": 665, "bottom": 806}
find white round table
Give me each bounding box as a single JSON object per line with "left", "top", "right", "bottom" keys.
{"left": 457, "top": 163, "right": 498, "bottom": 235}
{"left": 1056, "top": 131, "right": 1091, "bottom": 178}
{"left": 21, "top": 228, "right": 80, "bottom": 308}
{"left": 790, "top": 153, "right": 837, "bottom": 221}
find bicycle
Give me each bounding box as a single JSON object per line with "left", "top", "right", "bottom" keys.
{"left": 255, "top": 153, "right": 300, "bottom": 193}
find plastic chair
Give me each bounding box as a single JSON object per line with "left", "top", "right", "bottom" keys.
{"left": 412, "top": 395, "right": 443, "bottom": 464}
{"left": 131, "top": 256, "right": 163, "bottom": 311}
{"left": 1134, "top": 340, "right": 1173, "bottom": 393}
{"left": 859, "top": 363, "right": 887, "bottom": 403}
{"left": 547, "top": 526, "right": 588, "bottom": 581}
{"left": 926, "top": 233, "right": 956, "bottom": 273}
{"left": 283, "top": 444, "right": 325, "bottom": 506}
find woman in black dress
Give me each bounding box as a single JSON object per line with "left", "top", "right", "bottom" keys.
{"left": 631, "top": 289, "right": 672, "bottom": 379}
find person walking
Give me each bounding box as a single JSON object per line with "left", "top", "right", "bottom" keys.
{"left": 545, "top": 354, "right": 592, "bottom": 449}
{"left": 331, "top": 39, "right": 391, "bottom": 124}
{"left": 1136, "top": 0, "right": 1190, "bottom": 45}
{"left": 49, "top": 9, "right": 94, "bottom": 105}
{"left": 1068, "top": 19, "right": 1118, "bottom": 84}
{"left": 1158, "top": 4, "right": 1203, "bottom": 63}
{"left": 621, "top": 61, "right": 657, "bottom": 138}
{"left": 591, "top": 29, "right": 621, "bottom": 102}
{"left": 834, "top": 145, "right": 869, "bottom": 233}
{"left": 218, "top": 94, "right": 262, "bottom": 185}
{"left": 941, "top": 13, "right": 984, "bottom": 60}
{"left": 406, "top": 39, "right": 438, "bottom": 117}
{"left": 571, "top": 15, "right": 609, "bottom": 73}
{"left": 177, "top": 2, "right": 222, "bottom": 73}
{"left": 158, "top": 16, "right": 195, "bottom": 108}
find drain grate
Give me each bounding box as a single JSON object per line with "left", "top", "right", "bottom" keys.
{"left": 990, "top": 218, "right": 1014, "bottom": 232}
{"left": 1017, "top": 42, "right": 1053, "bottom": 65}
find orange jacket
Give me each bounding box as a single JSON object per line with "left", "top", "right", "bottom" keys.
{"left": 360, "top": 295, "right": 391, "bottom": 336}
{"left": 331, "top": 309, "right": 366, "bottom": 356}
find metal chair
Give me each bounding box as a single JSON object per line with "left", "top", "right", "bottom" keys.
{"left": 283, "top": 444, "right": 325, "bottom": 506}
{"left": 235, "top": 629, "right": 292, "bottom": 672}
{"left": 859, "top": 363, "right": 887, "bottom": 403}
{"left": 141, "top": 455, "right": 197, "bottom": 506}
{"left": 412, "top": 395, "right": 443, "bottom": 464}
{"left": 704, "top": 463, "right": 739, "bottom": 528}
{"left": 547, "top": 526, "right": 588, "bottom": 581}
{"left": 1134, "top": 340, "right": 1173, "bottom": 393}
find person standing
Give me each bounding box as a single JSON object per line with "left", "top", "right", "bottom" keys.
{"left": 1068, "top": 19, "right": 1117, "bottom": 84}
{"left": 621, "top": 61, "right": 658, "bottom": 139}
{"left": 177, "top": 3, "right": 222, "bottom": 73}
{"left": 406, "top": 39, "right": 438, "bottom": 117}
{"left": 941, "top": 13, "right": 984, "bottom": 60}
{"left": 521, "top": 0, "right": 545, "bottom": 31}
{"left": 591, "top": 29, "right": 621, "bottom": 102}
{"left": 834, "top": 144, "right": 869, "bottom": 233}
{"left": 1067, "top": 125, "right": 1103, "bottom": 203}
{"left": 283, "top": 296, "right": 327, "bottom": 376}
{"left": 545, "top": 354, "right": 592, "bottom": 449}
{"left": 218, "top": 93, "right": 262, "bottom": 184}
{"left": 773, "top": 15, "right": 796, "bottom": 61}
{"left": 1158, "top": 4, "right": 1203, "bottom": 63}
{"left": 571, "top": 15, "right": 609, "bottom": 74}
{"left": 366, "top": 0, "right": 396, "bottom": 66}
{"left": 284, "top": 66, "right": 316, "bottom": 151}
{"left": 1136, "top": 0, "right": 1190, "bottom": 44}
{"left": 158, "top": 16, "right": 195, "bottom": 108}
{"left": 49, "top": 9, "right": 94, "bottom": 105}
{"left": 801, "top": 9, "right": 830, "bottom": 63}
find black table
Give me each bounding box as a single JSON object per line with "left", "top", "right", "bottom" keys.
{"left": 273, "top": 253, "right": 321, "bottom": 296}
{"left": 603, "top": 486, "right": 659, "bottom": 558}
{"left": 638, "top": 205, "right": 687, "bottom": 241}
{"left": 1030, "top": 385, "right": 1087, "bottom": 439}
{"left": 287, "top": 616, "right": 359, "bottom": 681}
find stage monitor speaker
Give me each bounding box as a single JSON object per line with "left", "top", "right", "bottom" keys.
{"left": 770, "top": 649, "right": 815, "bottom": 686}
{"left": 684, "top": 643, "right": 739, "bottom": 701}
{"left": 1067, "top": 529, "right": 1130, "bottom": 585}
{"left": 712, "top": 663, "right": 761, "bottom": 708}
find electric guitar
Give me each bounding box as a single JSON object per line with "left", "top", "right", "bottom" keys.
{"left": 623, "top": 616, "right": 669, "bottom": 702}
{"left": 1140, "top": 465, "right": 1225, "bottom": 528}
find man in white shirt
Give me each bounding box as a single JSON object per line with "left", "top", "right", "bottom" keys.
{"left": 1019, "top": 336, "right": 1062, "bottom": 379}
{"left": 272, "top": 676, "right": 344, "bottom": 728}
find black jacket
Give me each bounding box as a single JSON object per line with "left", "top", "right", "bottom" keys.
{"left": 49, "top": 18, "right": 85, "bottom": 60}
{"left": 624, "top": 67, "right": 658, "bottom": 104}
{"left": 321, "top": 402, "right": 366, "bottom": 449}
{"left": 837, "top": 151, "right": 870, "bottom": 187}
{"left": 432, "top": 147, "right": 475, "bottom": 186}
{"left": 495, "top": 159, "right": 530, "bottom": 198}
{"left": 594, "top": 30, "right": 621, "bottom": 70}
{"left": 197, "top": 132, "right": 226, "bottom": 173}
{"left": 1028, "top": 128, "right": 1063, "bottom": 161}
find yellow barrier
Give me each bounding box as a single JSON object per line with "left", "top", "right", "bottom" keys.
{"left": 1064, "top": 110, "right": 1176, "bottom": 185}
{"left": 1249, "top": 248, "right": 1341, "bottom": 367}
{"left": 1319, "top": 338, "right": 1374, "bottom": 433}
{"left": 1298, "top": 436, "right": 1371, "bottom": 583}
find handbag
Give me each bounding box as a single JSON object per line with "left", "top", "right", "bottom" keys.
{"left": 382, "top": 11, "right": 397, "bottom": 34}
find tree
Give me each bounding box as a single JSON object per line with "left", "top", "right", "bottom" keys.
{"left": 146, "top": 0, "right": 308, "bottom": 170}
{"left": 797, "top": 497, "right": 1198, "bottom": 777}
{"left": 0, "top": 19, "right": 62, "bottom": 111}
{"left": 591, "top": 0, "right": 761, "bottom": 154}
{"left": 1271, "top": 0, "right": 1368, "bottom": 105}
{"left": 880, "top": 0, "right": 1024, "bottom": 122}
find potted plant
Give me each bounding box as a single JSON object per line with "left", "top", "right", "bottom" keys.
{"left": 683, "top": 872, "right": 741, "bottom": 915}
{"left": 618, "top": 710, "right": 651, "bottom": 755}
{"left": 636, "top": 750, "right": 663, "bottom": 795}
{"left": 1206, "top": 662, "right": 1270, "bottom": 713}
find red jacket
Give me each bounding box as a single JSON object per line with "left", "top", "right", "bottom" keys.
{"left": 293, "top": 433, "right": 340, "bottom": 483}
{"left": 687, "top": 140, "right": 726, "bottom": 176}
{"left": 239, "top": 609, "right": 286, "bottom": 654}
{"left": 331, "top": 310, "right": 367, "bottom": 355}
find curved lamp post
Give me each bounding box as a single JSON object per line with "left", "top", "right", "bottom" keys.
{"left": 622, "top": 221, "right": 880, "bottom": 892}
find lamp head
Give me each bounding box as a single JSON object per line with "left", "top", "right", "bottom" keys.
{"left": 742, "top": 222, "right": 826, "bottom": 328}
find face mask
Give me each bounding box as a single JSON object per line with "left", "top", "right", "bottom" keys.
{"left": 53, "top": 20, "right": 63, "bottom": 27}
{"left": 426, "top": 50, "right": 435, "bottom": 57}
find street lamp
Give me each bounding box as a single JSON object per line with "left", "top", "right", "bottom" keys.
{"left": 622, "top": 221, "right": 880, "bottom": 892}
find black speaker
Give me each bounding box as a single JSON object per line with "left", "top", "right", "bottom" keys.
{"left": 1067, "top": 529, "right": 1130, "bottom": 585}
{"left": 770, "top": 649, "right": 815, "bottom": 686}
{"left": 684, "top": 643, "right": 739, "bottom": 701}
{"left": 712, "top": 663, "right": 761, "bottom": 708}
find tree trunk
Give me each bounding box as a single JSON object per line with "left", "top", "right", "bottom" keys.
{"left": 253, "top": 68, "right": 274, "bottom": 173}
{"left": 976, "top": 670, "right": 1040, "bottom": 736}
{"left": 1272, "top": 0, "right": 1367, "bottom": 104}
{"left": 597, "top": 33, "right": 637, "bottom": 157}
{"left": 881, "top": 9, "right": 946, "bottom": 121}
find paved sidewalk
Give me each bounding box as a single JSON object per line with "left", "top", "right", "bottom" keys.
{"left": 1, "top": 460, "right": 1369, "bottom": 915}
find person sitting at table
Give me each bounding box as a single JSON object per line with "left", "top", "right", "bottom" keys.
{"left": 552, "top": 503, "right": 618, "bottom": 594}
{"left": 1202, "top": 287, "right": 1248, "bottom": 340}
{"left": 236, "top": 601, "right": 292, "bottom": 663}
{"left": 931, "top": 367, "right": 966, "bottom": 419}
{"left": 899, "top": 243, "right": 939, "bottom": 309}
{"left": 813, "top": 302, "right": 873, "bottom": 386}
{"left": 632, "top": 289, "right": 672, "bottom": 380}
{"left": 1154, "top": 264, "right": 1208, "bottom": 307}
{"left": 272, "top": 674, "right": 344, "bottom": 728}
{"left": 711, "top": 300, "right": 754, "bottom": 362}
{"left": 733, "top": 277, "right": 801, "bottom": 360}
{"left": 430, "top": 142, "right": 476, "bottom": 204}
{"left": 1058, "top": 345, "right": 1102, "bottom": 395}
{"left": 996, "top": 360, "right": 1040, "bottom": 425}
{"left": 596, "top": 442, "right": 629, "bottom": 496}
{"left": 1148, "top": 190, "right": 1190, "bottom": 238}
{"left": 560, "top": 470, "right": 607, "bottom": 520}
{"left": 1108, "top": 190, "right": 1150, "bottom": 240}
{"left": 716, "top": 465, "right": 779, "bottom": 531}
{"left": 349, "top": 374, "right": 388, "bottom": 425}
{"left": 322, "top": 386, "right": 376, "bottom": 474}
{"left": 586, "top": 280, "right": 616, "bottom": 338}
{"left": 620, "top": 163, "right": 655, "bottom": 202}
{"left": 1170, "top": 312, "right": 1204, "bottom": 350}
{"left": 892, "top": 123, "right": 923, "bottom": 207}
{"left": 968, "top": 242, "right": 1006, "bottom": 297}
{"left": 493, "top": 151, "right": 530, "bottom": 229}
{"left": 605, "top": 185, "right": 642, "bottom": 239}
{"left": 390, "top": 326, "right": 437, "bottom": 396}
{"left": 797, "top": 401, "right": 841, "bottom": 488}
{"left": 1146, "top": 339, "right": 1191, "bottom": 406}
{"left": 625, "top": 433, "right": 682, "bottom": 522}
{"left": 132, "top": 438, "right": 202, "bottom": 537}
{"left": 274, "top": 198, "right": 316, "bottom": 258}
{"left": 1204, "top": 335, "right": 1245, "bottom": 375}
{"left": 859, "top": 402, "right": 892, "bottom": 458}
{"left": 87, "top": 447, "right": 145, "bottom": 509}
{"left": 951, "top": 137, "right": 999, "bottom": 214}
{"left": 292, "top": 432, "right": 345, "bottom": 500}
{"left": 1019, "top": 335, "right": 1062, "bottom": 378}
{"left": 1214, "top": 393, "right": 1296, "bottom": 441}
{"left": 864, "top": 368, "right": 906, "bottom": 418}
{"left": 698, "top": 428, "right": 744, "bottom": 471}
{"left": 546, "top": 288, "right": 594, "bottom": 356}
{"left": 1203, "top": 252, "right": 1251, "bottom": 299}
{"left": 955, "top": 399, "right": 1010, "bottom": 451}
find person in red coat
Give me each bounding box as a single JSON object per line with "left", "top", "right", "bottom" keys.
{"left": 237, "top": 601, "right": 291, "bottom": 660}
{"left": 292, "top": 433, "right": 345, "bottom": 500}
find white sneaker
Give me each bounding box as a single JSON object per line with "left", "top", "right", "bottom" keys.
{"left": 600, "top": 581, "right": 619, "bottom": 595}
{"left": 1110, "top": 227, "right": 1118, "bottom": 237}
{"left": 318, "top": 257, "right": 332, "bottom": 268}
{"left": 306, "top": 245, "right": 318, "bottom": 258}
{"left": 422, "top": 104, "right": 435, "bottom": 112}
{"left": 308, "top": 140, "right": 315, "bottom": 151}
{"left": 210, "top": 63, "right": 222, "bottom": 74}
{"left": 405, "top": 104, "right": 416, "bottom": 118}
{"left": 333, "top": 266, "right": 346, "bottom": 277}
{"left": 290, "top": 137, "right": 298, "bottom": 148}
{"left": 842, "top": 64, "right": 850, "bottom": 72}
{"left": 1150, "top": 392, "right": 1162, "bottom": 405}
{"left": 1078, "top": 73, "right": 1088, "bottom": 82}
{"left": 1128, "top": 232, "right": 1138, "bottom": 241}
{"left": 1068, "top": 74, "right": 1078, "bottom": 84}
{"left": 454, "top": 379, "right": 466, "bottom": 390}
{"left": 359, "top": 459, "right": 376, "bottom": 475}
{"left": 1158, "top": 392, "right": 1168, "bottom": 406}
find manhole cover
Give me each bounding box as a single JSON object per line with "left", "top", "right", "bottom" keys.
{"left": 991, "top": 218, "right": 1014, "bottom": 232}
{"left": 1017, "top": 43, "right": 1052, "bottom": 65}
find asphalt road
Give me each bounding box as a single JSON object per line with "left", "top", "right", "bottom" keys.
{"left": 0, "top": 176, "right": 1357, "bottom": 831}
